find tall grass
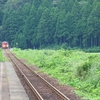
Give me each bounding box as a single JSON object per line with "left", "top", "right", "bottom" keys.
{"left": 12, "top": 48, "right": 100, "bottom": 100}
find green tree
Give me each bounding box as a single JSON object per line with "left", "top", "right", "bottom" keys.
{"left": 81, "top": 2, "right": 93, "bottom": 48}
{"left": 2, "top": 8, "right": 18, "bottom": 43}
{"left": 55, "top": 10, "right": 68, "bottom": 45}
{"left": 36, "top": 8, "right": 51, "bottom": 47}
{"left": 70, "top": 0, "right": 81, "bottom": 47}
{"left": 87, "top": 2, "right": 100, "bottom": 47}
{"left": 0, "top": 9, "right": 3, "bottom": 25}
{"left": 66, "top": 0, "right": 74, "bottom": 12}
{"left": 15, "top": 33, "right": 27, "bottom": 49}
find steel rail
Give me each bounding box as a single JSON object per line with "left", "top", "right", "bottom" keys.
{"left": 21, "top": 62, "right": 70, "bottom": 100}
{"left": 6, "top": 50, "right": 44, "bottom": 100}
{"left": 8, "top": 49, "right": 70, "bottom": 100}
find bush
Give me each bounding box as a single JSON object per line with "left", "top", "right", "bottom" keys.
{"left": 84, "top": 47, "right": 100, "bottom": 52}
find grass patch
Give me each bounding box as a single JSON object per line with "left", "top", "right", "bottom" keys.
{"left": 12, "top": 48, "right": 100, "bottom": 100}
{"left": 0, "top": 48, "right": 8, "bottom": 62}
{"left": 0, "top": 48, "right": 3, "bottom": 62}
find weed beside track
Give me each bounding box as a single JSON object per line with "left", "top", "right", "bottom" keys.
{"left": 12, "top": 48, "right": 100, "bottom": 100}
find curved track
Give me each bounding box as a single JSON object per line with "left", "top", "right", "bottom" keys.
{"left": 5, "top": 49, "right": 70, "bottom": 100}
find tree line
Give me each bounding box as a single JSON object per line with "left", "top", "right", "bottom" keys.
{"left": 0, "top": 0, "right": 100, "bottom": 49}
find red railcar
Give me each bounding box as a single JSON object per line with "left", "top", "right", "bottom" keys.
{"left": 2, "top": 41, "right": 9, "bottom": 49}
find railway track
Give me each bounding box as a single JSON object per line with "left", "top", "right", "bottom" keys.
{"left": 5, "top": 49, "right": 70, "bottom": 100}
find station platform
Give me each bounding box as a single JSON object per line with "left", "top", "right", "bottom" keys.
{"left": 0, "top": 62, "right": 29, "bottom": 100}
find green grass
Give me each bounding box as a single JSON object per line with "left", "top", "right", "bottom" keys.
{"left": 0, "top": 48, "right": 3, "bottom": 62}
{"left": 12, "top": 48, "right": 100, "bottom": 100}
{"left": 0, "top": 48, "right": 8, "bottom": 61}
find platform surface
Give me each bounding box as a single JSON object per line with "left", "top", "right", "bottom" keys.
{"left": 0, "top": 62, "right": 29, "bottom": 100}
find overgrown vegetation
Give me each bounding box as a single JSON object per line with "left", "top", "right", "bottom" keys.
{"left": 12, "top": 48, "right": 100, "bottom": 100}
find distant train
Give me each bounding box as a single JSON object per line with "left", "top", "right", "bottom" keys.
{"left": 2, "top": 41, "right": 9, "bottom": 49}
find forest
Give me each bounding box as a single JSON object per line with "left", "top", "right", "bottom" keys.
{"left": 0, "top": 0, "right": 100, "bottom": 49}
